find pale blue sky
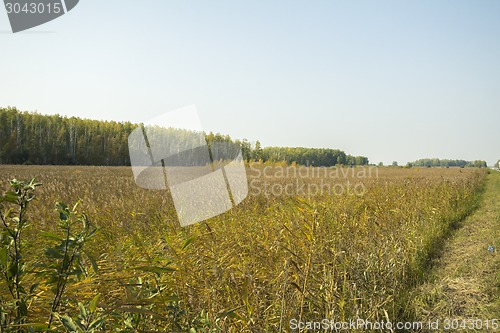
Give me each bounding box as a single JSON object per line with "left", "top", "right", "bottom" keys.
{"left": 1, "top": 1, "right": 499, "bottom": 165}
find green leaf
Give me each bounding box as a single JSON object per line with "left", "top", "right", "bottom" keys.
{"left": 78, "top": 302, "right": 87, "bottom": 318}
{"left": 8, "top": 261, "right": 18, "bottom": 277}
{"left": 60, "top": 314, "right": 78, "bottom": 332}
{"left": 217, "top": 305, "right": 244, "bottom": 320}
{"left": 56, "top": 202, "right": 70, "bottom": 221}
{"left": 30, "top": 282, "right": 39, "bottom": 294}
{"left": 45, "top": 247, "right": 64, "bottom": 259}
{"left": 89, "top": 294, "right": 100, "bottom": 313}
{"left": 162, "top": 295, "right": 180, "bottom": 302}
{"left": 3, "top": 208, "right": 14, "bottom": 219}
{"left": 88, "top": 318, "right": 104, "bottom": 330}
{"left": 86, "top": 226, "right": 98, "bottom": 239}
{"left": 72, "top": 201, "right": 80, "bottom": 212}
{"left": 84, "top": 251, "right": 99, "bottom": 274}
{"left": 56, "top": 202, "right": 69, "bottom": 211}
{"left": 181, "top": 236, "right": 196, "bottom": 251}
{"left": 3, "top": 191, "right": 19, "bottom": 204}
{"left": 17, "top": 299, "right": 28, "bottom": 317}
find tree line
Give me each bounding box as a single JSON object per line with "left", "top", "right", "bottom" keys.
{"left": 408, "top": 158, "right": 487, "bottom": 168}
{"left": 258, "top": 146, "right": 368, "bottom": 166}
{"left": 0, "top": 107, "right": 135, "bottom": 165}
{"left": 0, "top": 107, "right": 369, "bottom": 166}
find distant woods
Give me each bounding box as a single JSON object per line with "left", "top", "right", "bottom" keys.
{"left": 258, "top": 146, "right": 368, "bottom": 167}
{"left": 0, "top": 107, "right": 369, "bottom": 167}
{"left": 0, "top": 107, "right": 135, "bottom": 165}
{"left": 408, "top": 158, "right": 488, "bottom": 168}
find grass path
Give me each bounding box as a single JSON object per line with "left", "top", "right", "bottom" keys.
{"left": 412, "top": 170, "right": 500, "bottom": 331}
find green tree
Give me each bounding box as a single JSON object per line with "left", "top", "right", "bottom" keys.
{"left": 253, "top": 140, "right": 262, "bottom": 161}
{"left": 0, "top": 179, "right": 41, "bottom": 328}
{"left": 240, "top": 139, "right": 252, "bottom": 162}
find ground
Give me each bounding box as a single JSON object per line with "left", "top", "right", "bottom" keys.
{"left": 413, "top": 170, "right": 500, "bottom": 332}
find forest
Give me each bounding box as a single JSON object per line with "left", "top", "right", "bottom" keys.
{"left": 409, "top": 158, "right": 488, "bottom": 168}
{"left": 0, "top": 107, "right": 369, "bottom": 167}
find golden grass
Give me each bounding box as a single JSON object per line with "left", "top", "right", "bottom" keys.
{"left": 0, "top": 165, "right": 488, "bottom": 332}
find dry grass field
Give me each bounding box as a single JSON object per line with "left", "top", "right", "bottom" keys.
{"left": 0, "top": 165, "right": 489, "bottom": 332}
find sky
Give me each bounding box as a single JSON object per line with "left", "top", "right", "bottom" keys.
{"left": 1, "top": 0, "right": 499, "bottom": 165}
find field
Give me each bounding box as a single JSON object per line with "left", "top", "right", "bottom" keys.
{"left": 0, "top": 165, "right": 490, "bottom": 332}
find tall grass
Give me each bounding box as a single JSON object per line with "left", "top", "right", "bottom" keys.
{"left": 0, "top": 165, "right": 487, "bottom": 332}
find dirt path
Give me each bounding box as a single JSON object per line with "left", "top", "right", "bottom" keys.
{"left": 412, "top": 170, "right": 499, "bottom": 332}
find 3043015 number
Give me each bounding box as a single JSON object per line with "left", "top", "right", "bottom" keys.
{"left": 5, "top": 2, "right": 62, "bottom": 14}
